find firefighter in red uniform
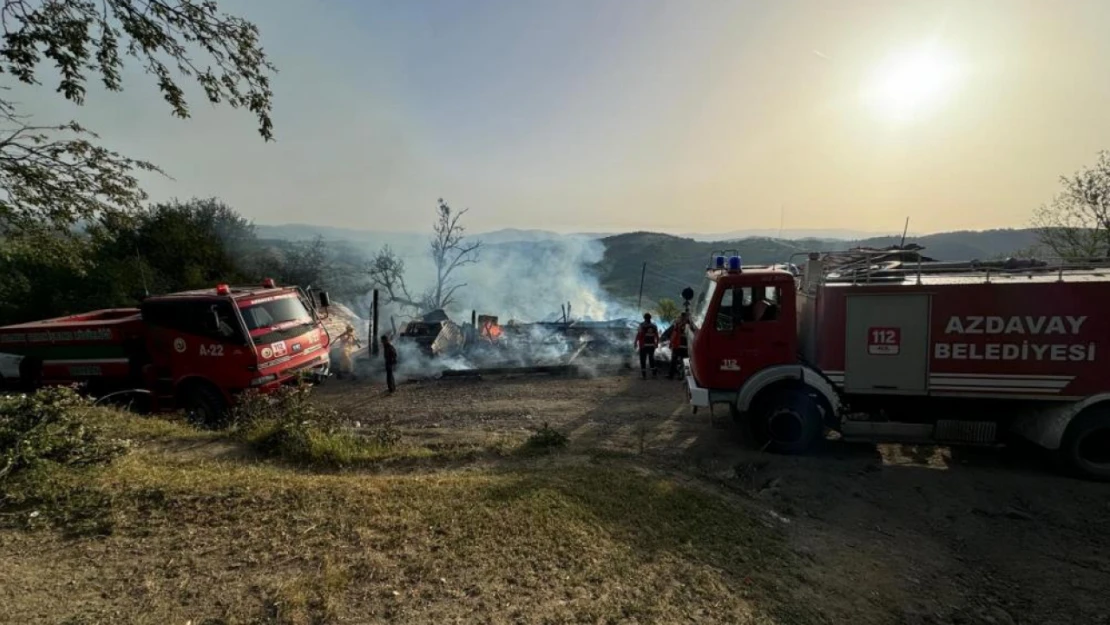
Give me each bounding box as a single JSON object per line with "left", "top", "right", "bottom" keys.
{"left": 635, "top": 313, "right": 660, "bottom": 379}
{"left": 667, "top": 311, "right": 697, "bottom": 380}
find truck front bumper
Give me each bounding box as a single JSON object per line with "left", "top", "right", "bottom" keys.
{"left": 683, "top": 358, "right": 710, "bottom": 408}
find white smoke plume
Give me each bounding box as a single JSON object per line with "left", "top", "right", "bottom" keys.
{"left": 326, "top": 231, "right": 651, "bottom": 380}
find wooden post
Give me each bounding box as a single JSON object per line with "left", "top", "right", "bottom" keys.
{"left": 371, "top": 289, "right": 380, "bottom": 357}
{"left": 637, "top": 262, "right": 647, "bottom": 309}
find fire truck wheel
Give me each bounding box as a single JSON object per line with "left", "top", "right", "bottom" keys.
{"left": 179, "top": 381, "right": 229, "bottom": 429}
{"left": 750, "top": 386, "right": 823, "bottom": 455}
{"left": 1060, "top": 407, "right": 1110, "bottom": 482}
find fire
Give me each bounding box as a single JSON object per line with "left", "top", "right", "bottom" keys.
{"left": 477, "top": 314, "right": 502, "bottom": 342}
{"left": 481, "top": 321, "right": 503, "bottom": 341}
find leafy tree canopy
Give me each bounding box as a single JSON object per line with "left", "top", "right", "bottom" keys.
{"left": 1032, "top": 150, "right": 1110, "bottom": 260}
{"left": 0, "top": 0, "right": 275, "bottom": 235}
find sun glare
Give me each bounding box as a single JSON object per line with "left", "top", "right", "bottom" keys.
{"left": 862, "top": 45, "right": 960, "bottom": 122}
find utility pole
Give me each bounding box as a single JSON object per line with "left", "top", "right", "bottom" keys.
{"left": 637, "top": 262, "right": 647, "bottom": 310}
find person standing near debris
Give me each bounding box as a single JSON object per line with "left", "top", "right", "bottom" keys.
{"left": 634, "top": 313, "right": 660, "bottom": 379}
{"left": 336, "top": 324, "right": 361, "bottom": 379}
{"left": 381, "top": 334, "right": 398, "bottom": 393}
{"left": 667, "top": 311, "right": 697, "bottom": 380}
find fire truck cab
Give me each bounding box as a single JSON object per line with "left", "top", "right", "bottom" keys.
{"left": 684, "top": 251, "right": 1110, "bottom": 481}
{"left": 685, "top": 255, "right": 836, "bottom": 453}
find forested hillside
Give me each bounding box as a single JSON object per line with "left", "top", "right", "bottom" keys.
{"left": 595, "top": 228, "right": 1040, "bottom": 306}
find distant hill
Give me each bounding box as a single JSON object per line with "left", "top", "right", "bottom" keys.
{"left": 252, "top": 222, "right": 1042, "bottom": 311}
{"left": 253, "top": 224, "right": 602, "bottom": 247}
{"left": 597, "top": 228, "right": 1041, "bottom": 306}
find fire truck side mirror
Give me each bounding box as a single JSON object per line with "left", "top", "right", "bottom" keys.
{"left": 318, "top": 291, "right": 331, "bottom": 309}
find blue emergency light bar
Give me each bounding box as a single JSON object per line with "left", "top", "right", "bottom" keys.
{"left": 714, "top": 255, "right": 726, "bottom": 269}
{"left": 728, "top": 255, "right": 742, "bottom": 271}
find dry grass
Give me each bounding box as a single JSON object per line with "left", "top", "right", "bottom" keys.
{"left": 0, "top": 409, "right": 816, "bottom": 625}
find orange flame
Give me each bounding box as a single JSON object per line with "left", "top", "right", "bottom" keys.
{"left": 481, "top": 321, "right": 502, "bottom": 340}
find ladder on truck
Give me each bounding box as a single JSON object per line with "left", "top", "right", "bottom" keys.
{"left": 787, "top": 247, "right": 1110, "bottom": 286}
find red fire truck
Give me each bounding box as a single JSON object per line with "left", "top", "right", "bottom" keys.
{"left": 683, "top": 250, "right": 1110, "bottom": 481}
{"left": 0, "top": 279, "right": 332, "bottom": 425}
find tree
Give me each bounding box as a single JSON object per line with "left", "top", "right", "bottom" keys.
{"left": 0, "top": 196, "right": 263, "bottom": 324}
{"left": 367, "top": 245, "right": 420, "bottom": 309}
{"left": 427, "top": 198, "right": 481, "bottom": 310}
{"left": 655, "top": 298, "right": 680, "bottom": 323}
{"left": 95, "top": 197, "right": 256, "bottom": 293}
{"left": 1032, "top": 151, "right": 1110, "bottom": 260}
{"left": 0, "top": 0, "right": 275, "bottom": 235}
{"left": 273, "top": 236, "right": 331, "bottom": 289}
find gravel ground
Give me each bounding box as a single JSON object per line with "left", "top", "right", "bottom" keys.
{"left": 314, "top": 368, "right": 1110, "bottom": 624}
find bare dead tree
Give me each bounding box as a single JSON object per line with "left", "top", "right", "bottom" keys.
{"left": 428, "top": 198, "right": 481, "bottom": 310}
{"left": 368, "top": 245, "right": 421, "bottom": 309}
{"left": 1032, "top": 150, "right": 1110, "bottom": 260}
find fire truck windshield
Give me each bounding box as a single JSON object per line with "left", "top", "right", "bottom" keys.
{"left": 239, "top": 296, "right": 314, "bottom": 342}
{"left": 694, "top": 278, "right": 715, "bottom": 326}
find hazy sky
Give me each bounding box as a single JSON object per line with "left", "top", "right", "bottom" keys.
{"left": 16, "top": 0, "right": 1110, "bottom": 234}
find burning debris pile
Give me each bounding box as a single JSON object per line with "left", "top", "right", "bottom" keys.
{"left": 337, "top": 304, "right": 640, "bottom": 383}
{"left": 397, "top": 307, "right": 639, "bottom": 374}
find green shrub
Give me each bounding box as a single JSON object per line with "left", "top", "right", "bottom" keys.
{"left": 233, "top": 384, "right": 400, "bottom": 468}
{"left": 0, "top": 387, "right": 130, "bottom": 482}
{"left": 0, "top": 387, "right": 130, "bottom": 536}
{"left": 523, "top": 422, "right": 569, "bottom": 452}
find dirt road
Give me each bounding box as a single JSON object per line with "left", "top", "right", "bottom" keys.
{"left": 316, "top": 370, "right": 1110, "bottom": 625}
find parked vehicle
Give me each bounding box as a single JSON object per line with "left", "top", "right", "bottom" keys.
{"left": 683, "top": 250, "right": 1110, "bottom": 481}
{"left": 0, "top": 279, "right": 332, "bottom": 425}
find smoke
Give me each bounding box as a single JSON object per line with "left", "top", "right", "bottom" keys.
{"left": 450, "top": 237, "right": 637, "bottom": 322}
{"left": 343, "top": 234, "right": 637, "bottom": 323}
{"left": 326, "top": 232, "right": 647, "bottom": 378}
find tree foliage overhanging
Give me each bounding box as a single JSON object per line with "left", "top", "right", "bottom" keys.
{"left": 0, "top": 1, "right": 290, "bottom": 324}
{"left": 0, "top": 0, "right": 277, "bottom": 236}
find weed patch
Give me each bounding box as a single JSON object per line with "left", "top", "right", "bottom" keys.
{"left": 0, "top": 387, "right": 130, "bottom": 482}
{"left": 521, "top": 421, "right": 568, "bottom": 453}
{"left": 0, "top": 388, "right": 131, "bottom": 536}
{"left": 232, "top": 385, "right": 404, "bottom": 468}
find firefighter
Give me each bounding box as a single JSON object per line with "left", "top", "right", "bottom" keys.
{"left": 335, "top": 324, "right": 361, "bottom": 379}
{"left": 381, "top": 334, "right": 398, "bottom": 393}
{"left": 634, "top": 312, "right": 660, "bottom": 379}
{"left": 667, "top": 311, "right": 696, "bottom": 380}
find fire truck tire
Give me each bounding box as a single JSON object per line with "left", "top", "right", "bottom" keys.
{"left": 749, "top": 386, "right": 823, "bottom": 455}
{"left": 1060, "top": 407, "right": 1110, "bottom": 482}
{"left": 179, "top": 381, "right": 229, "bottom": 429}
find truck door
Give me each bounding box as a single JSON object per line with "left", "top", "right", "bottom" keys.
{"left": 843, "top": 294, "right": 930, "bottom": 394}
{"left": 142, "top": 299, "right": 251, "bottom": 390}
{"left": 703, "top": 282, "right": 796, "bottom": 388}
